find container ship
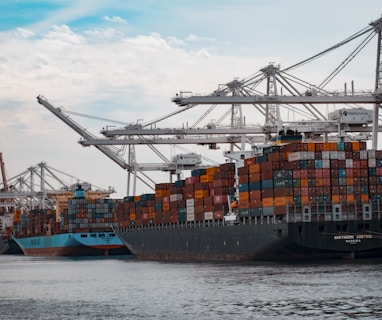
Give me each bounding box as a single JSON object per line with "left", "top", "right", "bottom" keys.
{"left": 115, "top": 141, "right": 382, "bottom": 261}
{"left": 12, "top": 186, "right": 129, "bottom": 256}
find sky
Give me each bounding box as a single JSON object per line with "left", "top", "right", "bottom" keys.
{"left": 1, "top": 0, "right": 381, "bottom": 198}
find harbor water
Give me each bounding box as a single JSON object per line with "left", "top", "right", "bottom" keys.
{"left": 0, "top": 255, "right": 381, "bottom": 319}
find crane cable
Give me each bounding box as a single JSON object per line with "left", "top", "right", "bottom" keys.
{"left": 282, "top": 26, "right": 374, "bottom": 72}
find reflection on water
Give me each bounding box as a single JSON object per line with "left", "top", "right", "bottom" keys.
{"left": 0, "top": 256, "right": 381, "bottom": 319}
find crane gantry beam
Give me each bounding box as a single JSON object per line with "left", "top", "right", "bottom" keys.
{"left": 172, "top": 93, "right": 381, "bottom": 106}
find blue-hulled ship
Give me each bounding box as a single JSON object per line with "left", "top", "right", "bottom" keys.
{"left": 12, "top": 185, "right": 129, "bottom": 256}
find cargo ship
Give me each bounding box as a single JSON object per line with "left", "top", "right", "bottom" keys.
{"left": 12, "top": 185, "right": 129, "bottom": 256}
{"left": 115, "top": 141, "right": 382, "bottom": 261}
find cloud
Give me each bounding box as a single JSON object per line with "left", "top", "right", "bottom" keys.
{"left": 103, "top": 16, "right": 127, "bottom": 24}
{"left": 0, "top": 25, "right": 261, "bottom": 184}
{"left": 186, "top": 34, "right": 216, "bottom": 43}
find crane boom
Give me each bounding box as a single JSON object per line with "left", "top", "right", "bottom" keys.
{"left": 37, "top": 95, "right": 130, "bottom": 171}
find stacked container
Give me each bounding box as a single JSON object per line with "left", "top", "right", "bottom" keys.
{"left": 115, "top": 163, "right": 235, "bottom": 226}
{"left": 237, "top": 141, "right": 374, "bottom": 219}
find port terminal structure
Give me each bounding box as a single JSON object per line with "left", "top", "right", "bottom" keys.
{"left": 38, "top": 16, "right": 382, "bottom": 196}
{"left": 0, "top": 154, "right": 113, "bottom": 215}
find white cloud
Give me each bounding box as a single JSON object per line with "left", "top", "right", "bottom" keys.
{"left": 103, "top": 16, "right": 127, "bottom": 24}
{"left": 186, "top": 34, "right": 216, "bottom": 43}
{"left": 16, "top": 27, "right": 35, "bottom": 38}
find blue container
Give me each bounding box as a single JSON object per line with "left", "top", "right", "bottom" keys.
{"left": 315, "top": 159, "right": 323, "bottom": 168}
{"left": 239, "top": 183, "right": 249, "bottom": 192}
{"left": 191, "top": 168, "right": 206, "bottom": 177}
{"left": 178, "top": 209, "right": 187, "bottom": 222}
{"left": 369, "top": 168, "right": 376, "bottom": 176}
{"left": 256, "top": 155, "right": 267, "bottom": 163}
{"left": 141, "top": 193, "right": 155, "bottom": 201}
{"left": 174, "top": 179, "right": 186, "bottom": 187}
{"left": 249, "top": 181, "right": 261, "bottom": 191}
{"left": 338, "top": 169, "right": 346, "bottom": 178}
{"left": 337, "top": 141, "right": 345, "bottom": 151}
{"left": 262, "top": 179, "right": 273, "bottom": 189}
{"left": 371, "top": 194, "right": 382, "bottom": 201}
{"left": 250, "top": 207, "right": 262, "bottom": 217}
{"left": 300, "top": 160, "right": 308, "bottom": 169}
{"left": 262, "top": 206, "right": 274, "bottom": 216}
{"left": 239, "top": 208, "right": 249, "bottom": 218}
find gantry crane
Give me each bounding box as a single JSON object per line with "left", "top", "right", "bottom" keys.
{"left": 0, "top": 161, "right": 113, "bottom": 218}
{"left": 38, "top": 16, "right": 382, "bottom": 195}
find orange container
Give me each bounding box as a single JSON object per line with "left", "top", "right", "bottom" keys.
{"left": 361, "top": 194, "right": 369, "bottom": 203}
{"left": 332, "top": 195, "right": 340, "bottom": 204}
{"left": 346, "top": 194, "right": 355, "bottom": 204}
{"left": 239, "top": 199, "right": 249, "bottom": 208}
{"left": 346, "top": 177, "right": 354, "bottom": 185}
{"left": 274, "top": 197, "right": 287, "bottom": 207}
{"left": 249, "top": 163, "right": 260, "bottom": 174}
{"left": 249, "top": 172, "right": 261, "bottom": 182}
{"left": 239, "top": 191, "right": 249, "bottom": 201}
{"left": 194, "top": 189, "right": 209, "bottom": 199}
{"left": 262, "top": 197, "right": 274, "bottom": 207}
{"left": 352, "top": 141, "right": 360, "bottom": 151}
{"left": 300, "top": 178, "right": 309, "bottom": 187}
{"left": 206, "top": 166, "right": 219, "bottom": 175}
{"left": 301, "top": 196, "right": 310, "bottom": 205}
{"left": 200, "top": 174, "right": 213, "bottom": 183}
{"left": 307, "top": 143, "right": 315, "bottom": 152}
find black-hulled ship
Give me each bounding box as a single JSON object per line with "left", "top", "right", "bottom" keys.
{"left": 116, "top": 141, "right": 382, "bottom": 261}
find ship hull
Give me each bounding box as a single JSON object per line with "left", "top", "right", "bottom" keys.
{"left": 117, "top": 219, "right": 382, "bottom": 261}
{"left": 13, "top": 232, "right": 129, "bottom": 256}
